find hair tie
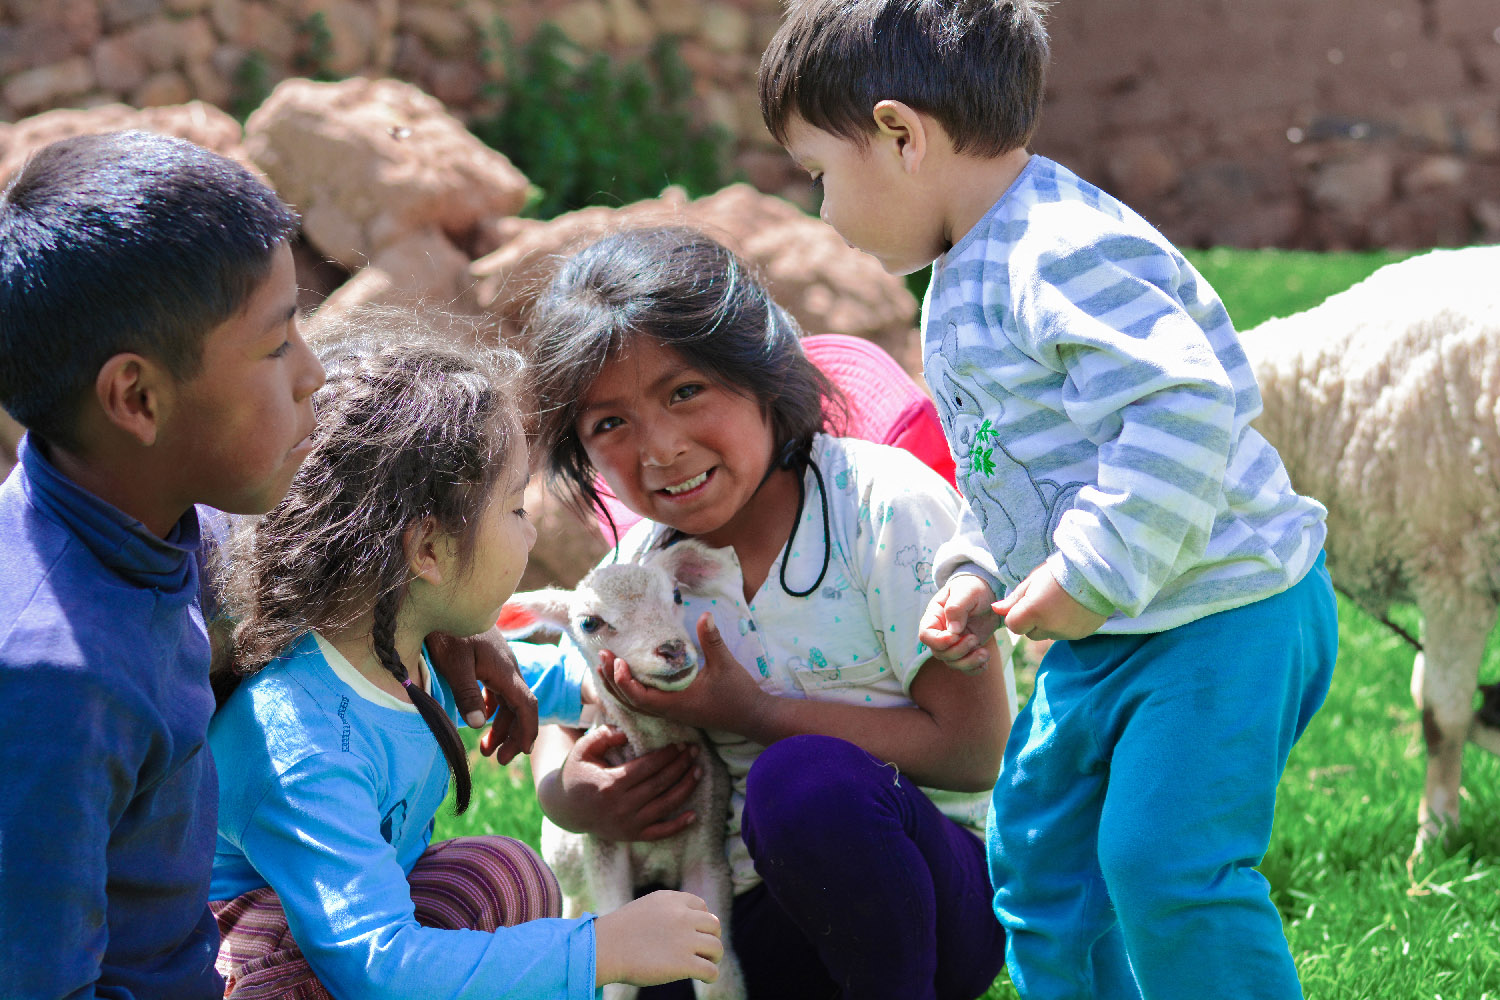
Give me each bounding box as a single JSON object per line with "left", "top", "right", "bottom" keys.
{"left": 401, "top": 677, "right": 414, "bottom": 688}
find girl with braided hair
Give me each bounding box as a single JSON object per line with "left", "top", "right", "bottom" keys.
{"left": 206, "top": 310, "right": 725, "bottom": 1000}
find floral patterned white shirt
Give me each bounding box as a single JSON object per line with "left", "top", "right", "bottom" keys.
{"left": 614, "top": 434, "right": 1015, "bottom": 893}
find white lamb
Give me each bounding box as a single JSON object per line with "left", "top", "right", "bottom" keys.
{"left": 507, "top": 539, "right": 745, "bottom": 1000}
{"left": 1240, "top": 245, "right": 1500, "bottom": 857}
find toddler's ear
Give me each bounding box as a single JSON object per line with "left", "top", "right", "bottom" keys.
{"left": 871, "top": 99, "right": 929, "bottom": 173}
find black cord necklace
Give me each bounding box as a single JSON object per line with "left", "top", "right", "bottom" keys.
{"left": 776, "top": 438, "right": 831, "bottom": 598}
{"left": 658, "top": 437, "right": 832, "bottom": 598}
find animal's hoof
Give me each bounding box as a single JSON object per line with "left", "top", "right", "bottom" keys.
{"left": 1408, "top": 815, "right": 1455, "bottom": 875}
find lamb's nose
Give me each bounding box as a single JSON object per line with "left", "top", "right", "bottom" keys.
{"left": 657, "top": 639, "right": 688, "bottom": 669}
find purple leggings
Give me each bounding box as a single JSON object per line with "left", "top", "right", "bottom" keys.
{"left": 642, "top": 734, "right": 1005, "bottom": 1000}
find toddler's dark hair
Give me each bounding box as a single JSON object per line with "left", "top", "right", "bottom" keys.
{"left": 523, "top": 225, "right": 844, "bottom": 539}
{"left": 759, "top": 0, "right": 1050, "bottom": 157}
{"left": 222, "top": 309, "right": 525, "bottom": 815}
{"left": 0, "top": 130, "right": 297, "bottom": 450}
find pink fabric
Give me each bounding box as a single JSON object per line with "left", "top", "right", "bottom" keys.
{"left": 594, "top": 334, "right": 956, "bottom": 541}
{"left": 804, "top": 334, "right": 957, "bottom": 489}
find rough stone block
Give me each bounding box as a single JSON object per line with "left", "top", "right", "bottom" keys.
{"left": 3, "top": 57, "right": 96, "bottom": 113}
{"left": 644, "top": 0, "right": 699, "bottom": 35}
{"left": 471, "top": 182, "right": 921, "bottom": 377}
{"left": 0, "top": 100, "right": 251, "bottom": 188}
{"left": 550, "top": 0, "right": 608, "bottom": 48}
{"left": 133, "top": 69, "right": 192, "bottom": 107}
{"left": 604, "top": 0, "right": 653, "bottom": 47}
{"left": 699, "top": 2, "right": 750, "bottom": 53}
{"left": 92, "top": 35, "right": 150, "bottom": 92}
{"left": 244, "top": 77, "right": 530, "bottom": 268}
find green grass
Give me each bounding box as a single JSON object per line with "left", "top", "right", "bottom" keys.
{"left": 1184, "top": 247, "right": 1414, "bottom": 331}
{"left": 436, "top": 248, "right": 1500, "bottom": 998}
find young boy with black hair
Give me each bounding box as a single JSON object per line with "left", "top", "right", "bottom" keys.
{"left": 0, "top": 130, "right": 324, "bottom": 998}
{"left": 761, "top": 3, "right": 1337, "bottom": 998}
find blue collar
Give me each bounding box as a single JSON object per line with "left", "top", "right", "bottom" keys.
{"left": 18, "top": 433, "right": 202, "bottom": 596}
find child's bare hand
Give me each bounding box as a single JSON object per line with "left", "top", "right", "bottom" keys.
{"left": 600, "top": 614, "right": 769, "bottom": 736}
{"left": 994, "top": 563, "right": 1109, "bottom": 641}
{"left": 425, "top": 627, "right": 538, "bottom": 763}
{"left": 594, "top": 890, "right": 723, "bottom": 988}
{"left": 548, "top": 726, "right": 701, "bottom": 841}
{"left": 919, "top": 574, "right": 1001, "bottom": 673}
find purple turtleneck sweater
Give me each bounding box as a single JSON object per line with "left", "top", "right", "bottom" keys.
{"left": 0, "top": 434, "right": 222, "bottom": 999}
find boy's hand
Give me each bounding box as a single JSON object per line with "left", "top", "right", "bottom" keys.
{"left": 994, "top": 563, "right": 1109, "bottom": 641}
{"left": 425, "top": 627, "right": 539, "bottom": 763}
{"left": 547, "top": 726, "right": 701, "bottom": 841}
{"left": 594, "top": 890, "right": 722, "bottom": 988}
{"left": 600, "top": 613, "right": 769, "bottom": 736}
{"left": 919, "top": 574, "right": 1001, "bottom": 673}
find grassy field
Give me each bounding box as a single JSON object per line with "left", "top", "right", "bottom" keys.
{"left": 436, "top": 247, "right": 1500, "bottom": 999}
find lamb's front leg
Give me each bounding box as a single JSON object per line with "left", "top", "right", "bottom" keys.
{"left": 588, "top": 841, "right": 642, "bottom": 1000}
{"left": 679, "top": 843, "right": 744, "bottom": 999}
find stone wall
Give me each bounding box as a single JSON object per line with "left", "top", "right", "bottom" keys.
{"left": 1038, "top": 0, "right": 1500, "bottom": 249}
{"left": 1, "top": 0, "right": 1498, "bottom": 249}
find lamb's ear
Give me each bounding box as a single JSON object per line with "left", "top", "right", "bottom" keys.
{"left": 498, "top": 589, "right": 572, "bottom": 642}
{"left": 660, "top": 539, "right": 736, "bottom": 591}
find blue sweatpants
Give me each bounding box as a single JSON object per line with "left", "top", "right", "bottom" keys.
{"left": 989, "top": 554, "right": 1337, "bottom": 1000}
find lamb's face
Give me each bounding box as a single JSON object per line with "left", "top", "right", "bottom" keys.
{"left": 570, "top": 562, "right": 699, "bottom": 691}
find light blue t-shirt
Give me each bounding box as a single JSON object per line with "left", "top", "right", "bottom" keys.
{"left": 210, "top": 632, "right": 598, "bottom": 1000}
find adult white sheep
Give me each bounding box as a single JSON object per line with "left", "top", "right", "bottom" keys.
{"left": 505, "top": 539, "right": 745, "bottom": 1000}
{"left": 1241, "top": 245, "right": 1500, "bottom": 858}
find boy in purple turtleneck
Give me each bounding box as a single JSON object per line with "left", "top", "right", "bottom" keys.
{"left": 0, "top": 131, "right": 324, "bottom": 998}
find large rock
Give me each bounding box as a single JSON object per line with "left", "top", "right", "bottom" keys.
{"left": 0, "top": 100, "right": 250, "bottom": 187}
{"left": 471, "top": 183, "right": 922, "bottom": 376}
{"left": 243, "top": 77, "right": 531, "bottom": 271}
{"left": 313, "top": 228, "right": 475, "bottom": 322}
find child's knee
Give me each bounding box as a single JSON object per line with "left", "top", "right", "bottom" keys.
{"left": 743, "top": 734, "right": 886, "bottom": 847}
{"left": 1097, "top": 824, "right": 1262, "bottom": 926}
{"left": 410, "top": 835, "right": 562, "bottom": 928}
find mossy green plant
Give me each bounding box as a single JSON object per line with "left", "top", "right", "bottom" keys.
{"left": 471, "top": 23, "right": 731, "bottom": 219}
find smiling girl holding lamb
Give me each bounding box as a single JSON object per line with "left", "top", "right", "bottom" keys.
{"left": 206, "top": 314, "right": 723, "bottom": 1000}
{"left": 524, "top": 226, "right": 1014, "bottom": 1000}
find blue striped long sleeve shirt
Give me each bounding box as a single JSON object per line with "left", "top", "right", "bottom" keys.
{"left": 922, "top": 155, "right": 1326, "bottom": 633}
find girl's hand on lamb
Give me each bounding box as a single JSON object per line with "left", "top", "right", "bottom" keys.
{"left": 994, "top": 563, "right": 1109, "bottom": 641}
{"left": 603, "top": 614, "right": 770, "bottom": 735}
{"left": 545, "top": 725, "right": 702, "bottom": 841}
{"left": 920, "top": 574, "right": 1002, "bottom": 673}
{"left": 594, "top": 890, "right": 723, "bottom": 988}
{"left": 425, "top": 627, "right": 539, "bottom": 763}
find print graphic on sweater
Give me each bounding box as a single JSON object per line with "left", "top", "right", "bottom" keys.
{"left": 380, "top": 799, "right": 409, "bottom": 844}
{"left": 929, "top": 321, "right": 1083, "bottom": 585}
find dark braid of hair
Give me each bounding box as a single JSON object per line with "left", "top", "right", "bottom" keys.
{"left": 370, "top": 587, "right": 472, "bottom": 815}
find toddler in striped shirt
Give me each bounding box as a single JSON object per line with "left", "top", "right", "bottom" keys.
{"left": 760, "top": 3, "right": 1337, "bottom": 998}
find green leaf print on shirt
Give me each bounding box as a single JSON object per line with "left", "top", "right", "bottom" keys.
{"left": 971, "top": 418, "right": 998, "bottom": 478}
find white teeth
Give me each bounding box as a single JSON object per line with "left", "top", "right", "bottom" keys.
{"left": 663, "top": 471, "right": 708, "bottom": 495}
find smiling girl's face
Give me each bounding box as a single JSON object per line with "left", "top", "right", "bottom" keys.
{"left": 577, "top": 338, "right": 777, "bottom": 550}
